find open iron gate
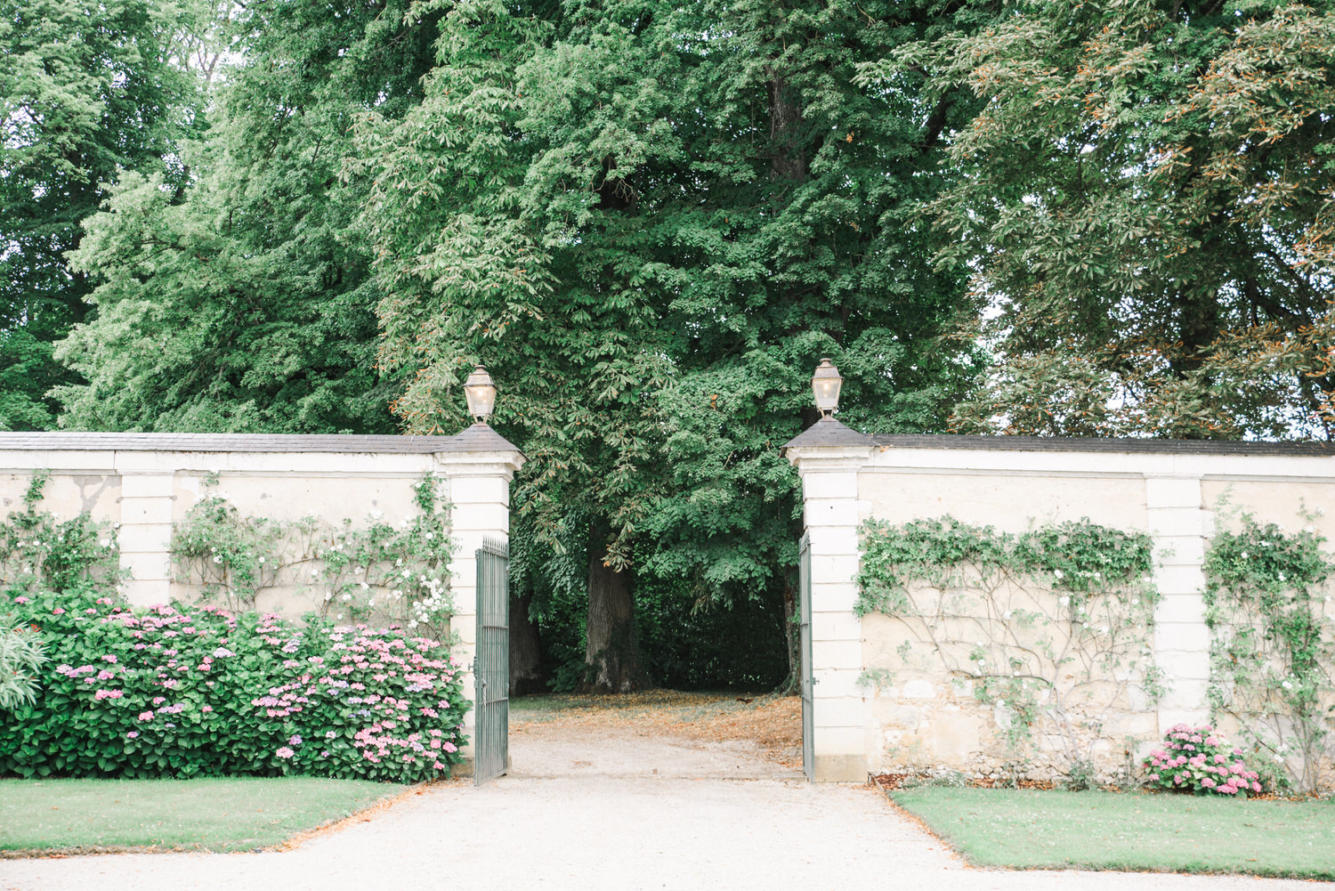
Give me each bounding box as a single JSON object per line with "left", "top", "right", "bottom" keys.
{"left": 799, "top": 531, "right": 814, "bottom": 781}
{"left": 474, "top": 539, "right": 509, "bottom": 785}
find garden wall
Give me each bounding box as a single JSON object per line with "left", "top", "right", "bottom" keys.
{"left": 0, "top": 429, "right": 523, "bottom": 754}
{"left": 785, "top": 420, "right": 1335, "bottom": 782}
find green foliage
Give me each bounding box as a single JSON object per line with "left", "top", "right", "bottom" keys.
{"left": 634, "top": 575, "right": 789, "bottom": 692}
{"left": 358, "top": 0, "right": 979, "bottom": 686}
{"left": 858, "top": 516, "right": 1157, "bottom": 615}
{"left": 858, "top": 516, "right": 1161, "bottom": 780}
{"left": 0, "top": 0, "right": 204, "bottom": 430}
{"left": 1203, "top": 515, "right": 1334, "bottom": 793}
{"left": 56, "top": 0, "right": 440, "bottom": 433}
{"left": 0, "top": 591, "right": 467, "bottom": 782}
{"left": 0, "top": 613, "right": 44, "bottom": 712}
{"left": 170, "top": 497, "right": 287, "bottom": 613}
{"left": 171, "top": 477, "right": 455, "bottom": 640}
{"left": 1143, "top": 724, "right": 1267, "bottom": 797}
{"left": 861, "top": 0, "right": 1335, "bottom": 439}
{"left": 0, "top": 472, "right": 122, "bottom": 599}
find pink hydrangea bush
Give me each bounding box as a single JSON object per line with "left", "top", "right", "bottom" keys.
{"left": 1142, "top": 724, "right": 1266, "bottom": 797}
{"left": 0, "top": 587, "right": 468, "bottom": 783}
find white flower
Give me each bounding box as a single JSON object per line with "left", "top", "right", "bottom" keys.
{"left": 1053, "top": 569, "right": 1064, "bottom": 579}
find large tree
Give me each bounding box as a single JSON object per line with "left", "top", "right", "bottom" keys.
{"left": 860, "top": 0, "right": 1335, "bottom": 439}
{"left": 0, "top": 0, "right": 201, "bottom": 430}
{"left": 57, "top": 0, "right": 442, "bottom": 432}
{"left": 361, "top": 0, "right": 976, "bottom": 689}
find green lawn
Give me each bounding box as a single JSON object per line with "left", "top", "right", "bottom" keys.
{"left": 0, "top": 777, "right": 407, "bottom": 854}
{"left": 892, "top": 787, "right": 1335, "bottom": 880}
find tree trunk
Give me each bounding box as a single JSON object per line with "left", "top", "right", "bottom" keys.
{"left": 509, "top": 589, "right": 544, "bottom": 696}
{"left": 777, "top": 574, "right": 800, "bottom": 695}
{"left": 584, "top": 523, "right": 643, "bottom": 692}
{"left": 767, "top": 72, "right": 808, "bottom": 184}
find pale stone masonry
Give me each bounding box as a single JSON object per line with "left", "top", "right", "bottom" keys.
{"left": 786, "top": 423, "right": 1335, "bottom": 781}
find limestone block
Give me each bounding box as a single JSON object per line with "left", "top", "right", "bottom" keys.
{"left": 1154, "top": 621, "right": 1210, "bottom": 656}
{"left": 1148, "top": 507, "right": 1209, "bottom": 537}
{"left": 120, "top": 474, "right": 175, "bottom": 499}
{"left": 121, "top": 497, "right": 174, "bottom": 525}
{"left": 1145, "top": 476, "right": 1201, "bottom": 509}
{"left": 116, "top": 523, "right": 172, "bottom": 553}
{"left": 811, "top": 611, "right": 861, "bottom": 641}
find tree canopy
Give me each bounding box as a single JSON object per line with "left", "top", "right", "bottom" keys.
{"left": 860, "top": 0, "right": 1335, "bottom": 439}
{"left": 0, "top": 0, "right": 203, "bottom": 429}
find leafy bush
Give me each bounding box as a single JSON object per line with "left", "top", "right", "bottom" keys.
{"left": 1143, "top": 724, "right": 1266, "bottom": 797}
{"left": 0, "top": 612, "right": 44, "bottom": 711}
{"left": 0, "top": 590, "right": 468, "bottom": 782}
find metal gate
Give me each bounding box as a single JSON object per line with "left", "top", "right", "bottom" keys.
{"left": 474, "top": 539, "right": 509, "bottom": 785}
{"left": 798, "top": 532, "right": 814, "bottom": 780}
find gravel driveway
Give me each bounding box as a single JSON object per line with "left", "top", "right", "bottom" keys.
{"left": 0, "top": 720, "right": 1316, "bottom": 891}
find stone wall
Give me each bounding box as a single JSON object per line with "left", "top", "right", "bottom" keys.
{"left": 785, "top": 420, "right": 1335, "bottom": 781}
{"left": 0, "top": 429, "right": 523, "bottom": 749}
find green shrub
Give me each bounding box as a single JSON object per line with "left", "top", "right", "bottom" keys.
{"left": 1143, "top": 724, "right": 1266, "bottom": 797}
{"left": 0, "top": 612, "right": 45, "bottom": 711}
{"left": 0, "top": 590, "right": 468, "bottom": 782}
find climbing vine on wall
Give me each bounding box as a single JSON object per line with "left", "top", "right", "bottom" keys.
{"left": 1204, "top": 516, "right": 1334, "bottom": 795}
{"left": 171, "top": 476, "right": 454, "bottom": 640}
{"left": 0, "top": 471, "right": 122, "bottom": 598}
{"left": 858, "top": 516, "right": 1162, "bottom": 783}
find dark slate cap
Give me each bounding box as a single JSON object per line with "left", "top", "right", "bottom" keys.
{"left": 0, "top": 427, "right": 524, "bottom": 456}
{"left": 870, "top": 434, "right": 1335, "bottom": 457}
{"left": 782, "top": 416, "right": 875, "bottom": 453}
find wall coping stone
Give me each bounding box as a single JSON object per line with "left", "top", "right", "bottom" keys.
{"left": 0, "top": 427, "right": 524, "bottom": 456}
{"left": 869, "top": 433, "right": 1335, "bottom": 457}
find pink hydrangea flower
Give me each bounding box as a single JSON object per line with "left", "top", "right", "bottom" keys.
{"left": 276, "top": 747, "right": 295, "bottom": 759}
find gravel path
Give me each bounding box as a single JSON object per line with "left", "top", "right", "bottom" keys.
{"left": 0, "top": 722, "right": 1316, "bottom": 891}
